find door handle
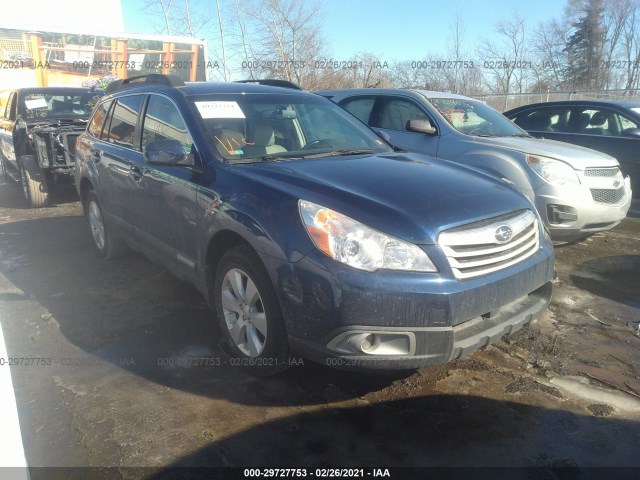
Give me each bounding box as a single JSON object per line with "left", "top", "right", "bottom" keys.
{"left": 129, "top": 165, "right": 143, "bottom": 181}
{"left": 90, "top": 149, "right": 101, "bottom": 163}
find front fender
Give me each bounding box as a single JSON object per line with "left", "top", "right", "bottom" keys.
{"left": 196, "top": 182, "right": 313, "bottom": 267}
{"left": 453, "top": 149, "right": 539, "bottom": 203}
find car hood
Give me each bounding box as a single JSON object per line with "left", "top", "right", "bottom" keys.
{"left": 473, "top": 136, "right": 619, "bottom": 169}
{"left": 232, "top": 152, "right": 535, "bottom": 245}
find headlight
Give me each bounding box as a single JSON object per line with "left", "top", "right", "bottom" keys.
{"left": 299, "top": 200, "right": 437, "bottom": 272}
{"left": 527, "top": 155, "right": 580, "bottom": 185}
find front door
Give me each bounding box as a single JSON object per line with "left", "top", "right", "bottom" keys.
{"left": 134, "top": 94, "right": 200, "bottom": 280}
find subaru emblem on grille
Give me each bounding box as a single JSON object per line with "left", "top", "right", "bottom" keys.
{"left": 495, "top": 225, "right": 513, "bottom": 243}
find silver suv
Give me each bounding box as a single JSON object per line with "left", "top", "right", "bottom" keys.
{"left": 319, "top": 89, "right": 632, "bottom": 243}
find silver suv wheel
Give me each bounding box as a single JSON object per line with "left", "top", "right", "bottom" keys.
{"left": 88, "top": 199, "right": 106, "bottom": 251}
{"left": 221, "top": 268, "right": 267, "bottom": 357}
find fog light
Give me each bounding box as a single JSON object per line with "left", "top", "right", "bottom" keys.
{"left": 328, "top": 331, "right": 415, "bottom": 356}
{"left": 360, "top": 334, "right": 375, "bottom": 352}
{"left": 547, "top": 204, "right": 578, "bottom": 225}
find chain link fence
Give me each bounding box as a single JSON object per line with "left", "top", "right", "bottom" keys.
{"left": 473, "top": 90, "right": 640, "bottom": 112}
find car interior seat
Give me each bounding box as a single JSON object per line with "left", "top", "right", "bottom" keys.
{"left": 207, "top": 119, "right": 247, "bottom": 158}
{"left": 588, "top": 111, "right": 609, "bottom": 135}
{"left": 576, "top": 112, "right": 592, "bottom": 133}
{"left": 526, "top": 113, "right": 553, "bottom": 131}
{"left": 243, "top": 124, "right": 287, "bottom": 157}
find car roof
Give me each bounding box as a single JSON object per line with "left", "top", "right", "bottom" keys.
{"left": 17, "top": 87, "right": 97, "bottom": 94}
{"left": 105, "top": 80, "right": 310, "bottom": 99}
{"left": 505, "top": 99, "right": 640, "bottom": 114}
{"left": 414, "top": 90, "right": 474, "bottom": 101}
{"left": 317, "top": 88, "right": 474, "bottom": 101}
{"left": 182, "top": 81, "right": 308, "bottom": 96}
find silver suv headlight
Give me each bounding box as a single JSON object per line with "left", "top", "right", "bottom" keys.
{"left": 527, "top": 155, "right": 580, "bottom": 185}
{"left": 299, "top": 200, "right": 437, "bottom": 272}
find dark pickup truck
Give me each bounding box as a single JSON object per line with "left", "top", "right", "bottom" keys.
{"left": 0, "top": 87, "right": 103, "bottom": 207}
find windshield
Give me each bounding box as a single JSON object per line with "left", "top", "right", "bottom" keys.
{"left": 22, "top": 91, "right": 103, "bottom": 121}
{"left": 428, "top": 97, "right": 528, "bottom": 137}
{"left": 190, "top": 93, "right": 392, "bottom": 162}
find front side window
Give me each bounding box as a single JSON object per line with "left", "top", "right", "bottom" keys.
{"left": 141, "top": 95, "right": 192, "bottom": 152}
{"left": 377, "top": 98, "right": 428, "bottom": 131}
{"left": 190, "top": 93, "right": 391, "bottom": 162}
{"left": 106, "top": 95, "right": 144, "bottom": 149}
{"left": 429, "top": 97, "right": 527, "bottom": 137}
{"left": 514, "top": 108, "right": 571, "bottom": 133}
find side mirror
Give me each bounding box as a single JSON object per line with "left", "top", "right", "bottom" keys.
{"left": 143, "top": 139, "right": 190, "bottom": 165}
{"left": 622, "top": 128, "right": 640, "bottom": 138}
{"left": 406, "top": 119, "right": 436, "bottom": 135}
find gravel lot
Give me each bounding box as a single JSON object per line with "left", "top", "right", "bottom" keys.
{"left": 0, "top": 179, "right": 638, "bottom": 479}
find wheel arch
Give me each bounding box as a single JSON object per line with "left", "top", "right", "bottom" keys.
{"left": 78, "top": 176, "right": 94, "bottom": 214}
{"left": 202, "top": 230, "right": 256, "bottom": 308}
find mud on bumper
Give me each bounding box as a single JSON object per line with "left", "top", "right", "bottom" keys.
{"left": 289, "top": 282, "right": 552, "bottom": 370}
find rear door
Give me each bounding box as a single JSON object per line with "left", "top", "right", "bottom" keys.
{"left": 87, "top": 94, "right": 146, "bottom": 236}
{"left": 566, "top": 106, "right": 640, "bottom": 183}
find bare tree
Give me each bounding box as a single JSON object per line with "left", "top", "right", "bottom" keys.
{"left": 445, "top": 12, "right": 469, "bottom": 93}
{"left": 143, "top": 0, "right": 212, "bottom": 37}
{"left": 532, "top": 19, "right": 569, "bottom": 90}
{"left": 477, "top": 13, "right": 530, "bottom": 105}
{"left": 215, "top": 0, "right": 229, "bottom": 80}
{"left": 234, "top": 0, "right": 327, "bottom": 88}
{"left": 334, "top": 52, "right": 391, "bottom": 88}
{"left": 621, "top": 1, "right": 640, "bottom": 91}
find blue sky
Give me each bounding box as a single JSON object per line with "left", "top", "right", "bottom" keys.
{"left": 122, "top": 0, "right": 566, "bottom": 61}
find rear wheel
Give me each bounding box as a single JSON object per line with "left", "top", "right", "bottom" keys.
{"left": 18, "top": 156, "right": 48, "bottom": 207}
{"left": 86, "top": 190, "right": 127, "bottom": 259}
{"left": 213, "top": 245, "right": 290, "bottom": 376}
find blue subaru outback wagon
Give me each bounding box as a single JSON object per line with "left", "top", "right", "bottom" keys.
{"left": 75, "top": 75, "right": 554, "bottom": 375}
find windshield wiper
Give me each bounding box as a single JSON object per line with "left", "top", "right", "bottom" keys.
{"left": 510, "top": 133, "right": 533, "bottom": 138}
{"left": 300, "top": 149, "right": 378, "bottom": 158}
{"left": 255, "top": 154, "right": 304, "bottom": 162}
{"left": 245, "top": 149, "right": 379, "bottom": 163}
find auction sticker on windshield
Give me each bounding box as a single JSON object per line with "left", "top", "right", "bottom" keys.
{"left": 24, "top": 97, "right": 48, "bottom": 110}
{"left": 195, "top": 101, "right": 245, "bottom": 119}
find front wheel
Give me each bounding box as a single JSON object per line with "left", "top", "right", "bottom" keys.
{"left": 18, "top": 156, "right": 48, "bottom": 207}
{"left": 213, "top": 245, "right": 290, "bottom": 376}
{"left": 85, "top": 190, "right": 127, "bottom": 259}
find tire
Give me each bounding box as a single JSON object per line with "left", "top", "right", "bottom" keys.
{"left": 85, "top": 190, "right": 128, "bottom": 259}
{"left": 213, "top": 245, "right": 290, "bottom": 376}
{"left": 0, "top": 150, "right": 7, "bottom": 179}
{"left": 18, "top": 156, "right": 48, "bottom": 207}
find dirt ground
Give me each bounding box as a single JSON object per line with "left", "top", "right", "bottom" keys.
{"left": 0, "top": 178, "right": 638, "bottom": 479}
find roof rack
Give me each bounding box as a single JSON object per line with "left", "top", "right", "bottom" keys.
{"left": 105, "top": 74, "right": 185, "bottom": 94}
{"left": 235, "top": 79, "right": 303, "bottom": 90}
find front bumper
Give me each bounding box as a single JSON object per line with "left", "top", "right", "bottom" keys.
{"left": 264, "top": 240, "right": 554, "bottom": 370}
{"left": 535, "top": 176, "right": 632, "bottom": 241}
{"left": 289, "top": 282, "right": 552, "bottom": 370}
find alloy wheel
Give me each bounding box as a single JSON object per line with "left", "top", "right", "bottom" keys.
{"left": 220, "top": 268, "right": 268, "bottom": 357}
{"left": 88, "top": 200, "right": 106, "bottom": 251}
